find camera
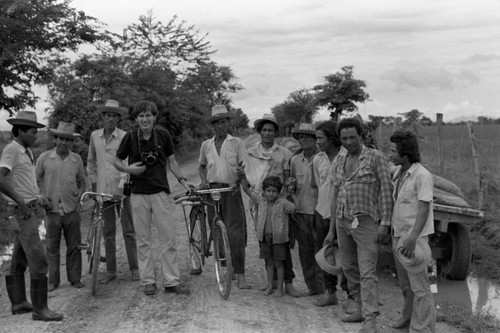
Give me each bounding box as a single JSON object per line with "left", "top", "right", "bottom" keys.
{"left": 141, "top": 151, "right": 158, "bottom": 166}
{"left": 123, "top": 181, "right": 133, "bottom": 196}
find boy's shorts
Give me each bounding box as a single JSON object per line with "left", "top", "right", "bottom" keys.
{"left": 259, "top": 233, "right": 286, "bottom": 261}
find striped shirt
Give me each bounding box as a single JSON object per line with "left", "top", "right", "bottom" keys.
{"left": 332, "top": 145, "right": 393, "bottom": 226}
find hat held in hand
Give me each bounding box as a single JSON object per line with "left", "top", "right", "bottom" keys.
{"left": 315, "top": 243, "right": 342, "bottom": 275}
{"left": 396, "top": 236, "right": 432, "bottom": 273}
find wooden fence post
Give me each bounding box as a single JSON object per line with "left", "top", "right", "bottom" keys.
{"left": 436, "top": 113, "right": 444, "bottom": 175}
{"left": 466, "top": 121, "right": 483, "bottom": 209}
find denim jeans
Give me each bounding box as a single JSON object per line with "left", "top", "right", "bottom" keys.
{"left": 337, "top": 215, "right": 379, "bottom": 320}
{"left": 8, "top": 205, "right": 48, "bottom": 279}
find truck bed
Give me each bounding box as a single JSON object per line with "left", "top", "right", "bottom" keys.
{"left": 434, "top": 203, "right": 484, "bottom": 224}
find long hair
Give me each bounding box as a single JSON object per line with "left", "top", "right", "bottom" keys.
{"left": 316, "top": 120, "right": 341, "bottom": 147}
{"left": 390, "top": 131, "right": 421, "bottom": 163}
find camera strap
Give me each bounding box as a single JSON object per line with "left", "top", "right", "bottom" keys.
{"left": 137, "top": 127, "right": 159, "bottom": 157}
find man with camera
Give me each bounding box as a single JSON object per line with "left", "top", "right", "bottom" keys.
{"left": 114, "top": 100, "right": 192, "bottom": 296}
{"left": 87, "top": 99, "right": 139, "bottom": 284}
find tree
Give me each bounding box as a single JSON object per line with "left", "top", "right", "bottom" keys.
{"left": 271, "top": 88, "right": 318, "bottom": 134}
{"left": 0, "top": 0, "right": 105, "bottom": 115}
{"left": 313, "top": 66, "right": 370, "bottom": 122}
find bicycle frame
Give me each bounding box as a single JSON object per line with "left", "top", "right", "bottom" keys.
{"left": 78, "top": 191, "right": 114, "bottom": 295}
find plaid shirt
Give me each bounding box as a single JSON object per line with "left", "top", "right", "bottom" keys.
{"left": 332, "top": 145, "right": 393, "bottom": 226}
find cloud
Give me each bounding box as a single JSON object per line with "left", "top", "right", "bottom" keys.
{"left": 380, "top": 66, "right": 479, "bottom": 90}
{"left": 463, "top": 53, "right": 500, "bottom": 65}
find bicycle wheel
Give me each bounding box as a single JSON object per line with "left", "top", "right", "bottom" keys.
{"left": 189, "top": 206, "right": 207, "bottom": 270}
{"left": 91, "top": 220, "right": 103, "bottom": 296}
{"left": 213, "top": 219, "right": 232, "bottom": 299}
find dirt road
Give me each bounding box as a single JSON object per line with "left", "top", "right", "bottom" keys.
{"left": 0, "top": 157, "right": 459, "bottom": 333}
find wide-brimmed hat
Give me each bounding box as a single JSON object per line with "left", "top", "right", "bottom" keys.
{"left": 97, "top": 99, "right": 127, "bottom": 116}
{"left": 49, "top": 122, "right": 81, "bottom": 139}
{"left": 315, "top": 243, "right": 342, "bottom": 275}
{"left": 292, "top": 123, "right": 316, "bottom": 140}
{"left": 254, "top": 114, "right": 279, "bottom": 133}
{"left": 210, "top": 104, "right": 234, "bottom": 122}
{"left": 396, "top": 236, "right": 432, "bottom": 273}
{"left": 6, "top": 111, "right": 45, "bottom": 128}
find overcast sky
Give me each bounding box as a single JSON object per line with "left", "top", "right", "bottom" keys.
{"left": 2, "top": 0, "right": 500, "bottom": 129}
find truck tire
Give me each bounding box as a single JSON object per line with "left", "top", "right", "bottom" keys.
{"left": 442, "top": 223, "right": 471, "bottom": 280}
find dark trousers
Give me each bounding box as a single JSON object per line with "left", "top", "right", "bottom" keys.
{"left": 46, "top": 211, "right": 82, "bottom": 285}
{"left": 314, "top": 212, "right": 349, "bottom": 294}
{"left": 295, "top": 213, "right": 323, "bottom": 293}
{"left": 8, "top": 205, "right": 48, "bottom": 279}
{"left": 102, "top": 196, "right": 138, "bottom": 274}
{"left": 208, "top": 185, "right": 247, "bottom": 274}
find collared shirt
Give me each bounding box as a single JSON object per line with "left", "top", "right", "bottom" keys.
{"left": 36, "top": 149, "right": 85, "bottom": 214}
{"left": 245, "top": 142, "right": 291, "bottom": 194}
{"left": 313, "top": 148, "right": 345, "bottom": 219}
{"left": 332, "top": 145, "right": 393, "bottom": 226}
{"left": 392, "top": 163, "right": 434, "bottom": 237}
{"left": 290, "top": 150, "right": 318, "bottom": 215}
{"left": 116, "top": 127, "right": 175, "bottom": 194}
{"left": 0, "top": 140, "right": 39, "bottom": 204}
{"left": 87, "top": 127, "right": 127, "bottom": 196}
{"left": 199, "top": 134, "right": 246, "bottom": 184}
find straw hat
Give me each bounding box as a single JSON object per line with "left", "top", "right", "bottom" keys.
{"left": 396, "top": 236, "right": 432, "bottom": 273}
{"left": 97, "top": 99, "right": 127, "bottom": 116}
{"left": 315, "top": 243, "right": 342, "bottom": 275}
{"left": 292, "top": 123, "right": 316, "bottom": 140}
{"left": 49, "top": 122, "right": 81, "bottom": 139}
{"left": 6, "top": 111, "right": 45, "bottom": 128}
{"left": 254, "top": 114, "right": 279, "bottom": 133}
{"left": 210, "top": 105, "right": 234, "bottom": 122}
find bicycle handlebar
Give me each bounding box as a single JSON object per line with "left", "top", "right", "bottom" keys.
{"left": 173, "top": 184, "right": 237, "bottom": 205}
{"left": 80, "top": 191, "right": 114, "bottom": 205}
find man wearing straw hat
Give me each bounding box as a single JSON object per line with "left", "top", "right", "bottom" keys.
{"left": 87, "top": 99, "right": 139, "bottom": 284}
{"left": 0, "top": 111, "right": 63, "bottom": 321}
{"left": 389, "top": 131, "right": 435, "bottom": 332}
{"left": 199, "top": 104, "right": 250, "bottom": 289}
{"left": 36, "top": 122, "right": 86, "bottom": 291}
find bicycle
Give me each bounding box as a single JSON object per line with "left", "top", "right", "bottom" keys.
{"left": 174, "top": 185, "right": 235, "bottom": 299}
{"left": 77, "top": 191, "right": 114, "bottom": 296}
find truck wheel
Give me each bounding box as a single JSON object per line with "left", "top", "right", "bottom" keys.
{"left": 440, "top": 223, "right": 471, "bottom": 280}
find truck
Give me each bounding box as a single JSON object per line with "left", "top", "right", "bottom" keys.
{"left": 430, "top": 203, "right": 484, "bottom": 280}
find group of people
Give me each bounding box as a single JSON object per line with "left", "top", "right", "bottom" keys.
{"left": 0, "top": 101, "right": 436, "bottom": 333}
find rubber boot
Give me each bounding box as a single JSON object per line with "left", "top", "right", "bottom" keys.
{"left": 5, "top": 274, "right": 33, "bottom": 315}
{"left": 30, "top": 277, "right": 64, "bottom": 322}
{"left": 341, "top": 301, "right": 364, "bottom": 323}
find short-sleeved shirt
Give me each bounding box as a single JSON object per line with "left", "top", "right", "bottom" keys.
{"left": 290, "top": 151, "right": 318, "bottom": 215}
{"left": 36, "top": 149, "right": 85, "bottom": 213}
{"left": 332, "top": 145, "right": 393, "bottom": 225}
{"left": 199, "top": 134, "right": 246, "bottom": 184}
{"left": 245, "top": 142, "right": 291, "bottom": 194}
{"left": 0, "top": 140, "right": 39, "bottom": 204}
{"left": 116, "top": 127, "right": 175, "bottom": 194}
{"left": 87, "top": 127, "right": 128, "bottom": 196}
{"left": 392, "top": 163, "right": 434, "bottom": 237}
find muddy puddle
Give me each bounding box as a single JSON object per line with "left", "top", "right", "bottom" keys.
{"left": 435, "top": 276, "right": 500, "bottom": 320}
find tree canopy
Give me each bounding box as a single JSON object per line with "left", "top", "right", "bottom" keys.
{"left": 0, "top": 0, "right": 105, "bottom": 115}
{"left": 313, "top": 66, "right": 370, "bottom": 122}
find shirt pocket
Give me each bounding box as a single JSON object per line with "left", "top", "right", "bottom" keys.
{"left": 352, "top": 165, "right": 376, "bottom": 184}
{"left": 226, "top": 151, "right": 238, "bottom": 167}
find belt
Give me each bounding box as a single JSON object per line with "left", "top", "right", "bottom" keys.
{"left": 9, "top": 199, "right": 38, "bottom": 210}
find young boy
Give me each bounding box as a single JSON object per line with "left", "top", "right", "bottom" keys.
{"left": 241, "top": 176, "right": 297, "bottom": 297}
